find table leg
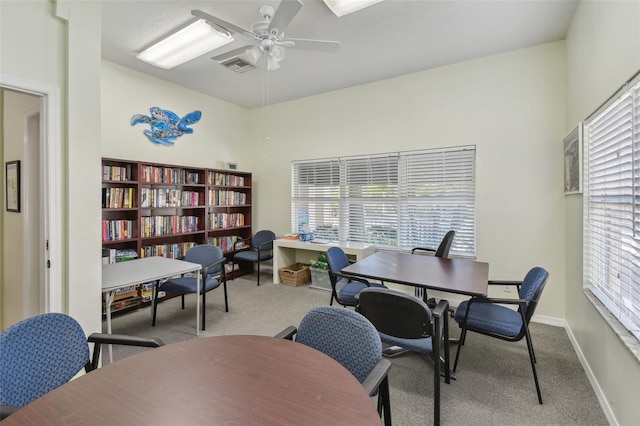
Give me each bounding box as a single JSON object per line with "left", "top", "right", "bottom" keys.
{"left": 105, "top": 290, "right": 115, "bottom": 363}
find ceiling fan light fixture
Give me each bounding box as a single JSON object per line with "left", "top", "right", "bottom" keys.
{"left": 137, "top": 19, "right": 233, "bottom": 69}
{"left": 245, "top": 45, "right": 263, "bottom": 66}
{"left": 267, "top": 56, "right": 281, "bottom": 71}
{"left": 270, "top": 45, "right": 287, "bottom": 62}
{"left": 323, "top": 0, "right": 383, "bottom": 17}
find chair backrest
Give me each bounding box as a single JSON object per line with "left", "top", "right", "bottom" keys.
{"left": 435, "top": 230, "right": 455, "bottom": 258}
{"left": 184, "top": 244, "right": 225, "bottom": 276}
{"left": 0, "top": 313, "right": 90, "bottom": 407}
{"left": 518, "top": 267, "right": 549, "bottom": 324}
{"left": 251, "top": 230, "right": 276, "bottom": 251}
{"left": 325, "top": 246, "right": 350, "bottom": 286}
{"left": 295, "top": 306, "right": 382, "bottom": 384}
{"left": 357, "top": 287, "right": 435, "bottom": 339}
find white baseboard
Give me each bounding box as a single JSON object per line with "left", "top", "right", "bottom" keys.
{"left": 563, "top": 324, "right": 618, "bottom": 426}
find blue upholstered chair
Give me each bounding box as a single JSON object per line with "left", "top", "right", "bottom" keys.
{"left": 357, "top": 287, "right": 450, "bottom": 426}
{"left": 411, "top": 230, "right": 455, "bottom": 303}
{"left": 453, "top": 266, "right": 549, "bottom": 404}
{"left": 153, "top": 244, "right": 228, "bottom": 331}
{"left": 0, "top": 313, "right": 164, "bottom": 419}
{"left": 232, "top": 230, "right": 276, "bottom": 286}
{"left": 276, "top": 306, "right": 391, "bottom": 425}
{"left": 325, "top": 246, "right": 387, "bottom": 307}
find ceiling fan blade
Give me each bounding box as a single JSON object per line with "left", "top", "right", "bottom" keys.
{"left": 191, "top": 10, "right": 257, "bottom": 40}
{"left": 287, "top": 38, "right": 341, "bottom": 53}
{"left": 267, "top": 0, "right": 303, "bottom": 35}
{"left": 212, "top": 46, "right": 255, "bottom": 62}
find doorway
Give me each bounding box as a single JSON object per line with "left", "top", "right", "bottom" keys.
{"left": 1, "top": 75, "right": 62, "bottom": 329}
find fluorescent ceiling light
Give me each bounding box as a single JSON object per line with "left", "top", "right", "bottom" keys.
{"left": 137, "top": 19, "right": 233, "bottom": 69}
{"left": 323, "top": 0, "right": 383, "bottom": 17}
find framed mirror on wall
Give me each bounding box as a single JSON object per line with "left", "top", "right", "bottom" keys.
{"left": 563, "top": 124, "right": 582, "bottom": 195}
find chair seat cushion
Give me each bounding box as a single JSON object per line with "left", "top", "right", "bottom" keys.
{"left": 379, "top": 332, "right": 434, "bottom": 354}
{"left": 454, "top": 301, "right": 523, "bottom": 338}
{"left": 161, "top": 276, "right": 220, "bottom": 295}
{"left": 233, "top": 251, "right": 273, "bottom": 262}
{"left": 337, "top": 282, "right": 369, "bottom": 305}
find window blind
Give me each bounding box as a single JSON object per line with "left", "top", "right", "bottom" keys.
{"left": 291, "top": 146, "right": 476, "bottom": 256}
{"left": 583, "top": 73, "right": 640, "bottom": 340}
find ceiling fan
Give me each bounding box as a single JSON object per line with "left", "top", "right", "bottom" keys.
{"left": 192, "top": 0, "right": 340, "bottom": 71}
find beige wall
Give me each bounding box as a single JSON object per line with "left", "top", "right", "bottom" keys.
{"left": 2, "top": 91, "right": 40, "bottom": 325}
{"left": 565, "top": 1, "right": 640, "bottom": 424}
{"left": 0, "top": 0, "right": 67, "bottom": 330}
{"left": 250, "top": 41, "right": 567, "bottom": 320}
{"left": 101, "top": 61, "right": 252, "bottom": 170}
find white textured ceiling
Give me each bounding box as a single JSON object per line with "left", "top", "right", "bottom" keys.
{"left": 101, "top": 0, "right": 578, "bottom": 109}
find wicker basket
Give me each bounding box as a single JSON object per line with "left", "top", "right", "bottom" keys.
{"left": 278, "top": 263, "right": 311, "bottom": 287}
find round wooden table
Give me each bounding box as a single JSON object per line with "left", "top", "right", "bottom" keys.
{"left": 3, "top": 335, "right": 381, "bottom": 425}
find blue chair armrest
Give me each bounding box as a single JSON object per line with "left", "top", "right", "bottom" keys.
{"left": 87, "top": 333, "right": 165, "bottom": 369}
{"left": 361, "top": 358, "right": 391, "bottom": 397}
{"left": 411, "top": 247, "right": 436, "bottom": 255}
{"left": 274, "top": 326, "right": 297, "bottom": 340}
{"left": 332, "top": 271, "right": 370, "bottom": 285}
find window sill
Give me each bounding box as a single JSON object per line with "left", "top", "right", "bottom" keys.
{"left": 583, "top": 288, "right": 640, "bottom": 364}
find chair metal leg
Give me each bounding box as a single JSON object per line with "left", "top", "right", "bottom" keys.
{"left": 151, "top": 281, "right": 159, "bottom": 326}
{"left": 521, "top": 313, "right": 542, "bottom": 404}
{"left": 181, "top": 295, "right": 185, "bottom": 310}
{"left": 453, "top": 327, "right": 467, "bottom": 372}
{"left": 257, "top": 261, "right": 260, "bottom": 286}
{"left": 201, "top": 291, "right": 206, "bottom": 331}
{"left": 433, "top": 316, "right": 441, "bottom": 426}
{"left": 379, "top": 376, "right": 392, "bottom": 426}
{"left": 223, "top": 281, "right": 229, "bottom": 312}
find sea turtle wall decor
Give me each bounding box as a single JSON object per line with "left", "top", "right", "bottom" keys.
{"left": 131, "top": 107, "right": 202, "bottom": 145}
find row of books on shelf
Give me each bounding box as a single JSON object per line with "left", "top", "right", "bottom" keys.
{"left": 101, "top": 248, "right": 138, "bottom": 265}
{"left": 102, "top": 164, "right": 133, "bottom": 182}
{"left": 208, "top": 190, "right": 248, "bottom": 206}
{"left": 102, "top": 187, "right": 136, "bottom": 209}
{"left": 140, "top": 188, "right": 201, "bottom": 208}
{"left": 208, "top": 172, "right": 246, "bottom": 187}
{"left": 140, "top": 165, "right": 201, "bottom": 185}
{"left": 139, "top": 242, "right": 197, "bottom": 259}
{"left": 208, "top": 235, "right": 242, "bottom": 252}
{"left": 102, "top": 220, "right": 135, "bottom": 242}
{"left": 141, "top": 215, "right": 199, "bottom": 237}
{"left": 208, "top": 213, "right": 245, "bottom": 229}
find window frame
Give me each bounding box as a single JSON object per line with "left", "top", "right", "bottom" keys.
{"left": 291, "top": 146, "right": 476, "bottom": 257}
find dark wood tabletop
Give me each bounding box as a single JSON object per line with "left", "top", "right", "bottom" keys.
{"left": 342, "top": 250, "right": 489, "bottom": 297}
{"left": 3, "top": 335, "right": 381, "bottom": 425}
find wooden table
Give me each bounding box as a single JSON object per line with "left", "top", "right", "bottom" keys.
{"left": 342, "top": 250, "right": 489, "bottom": 297}
{"left": 3, "top": 335, "right": 381, "bottom": 425}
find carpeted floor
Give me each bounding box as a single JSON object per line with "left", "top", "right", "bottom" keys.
{"left": 105, "top": 271, "right": 608, "bottom": 425}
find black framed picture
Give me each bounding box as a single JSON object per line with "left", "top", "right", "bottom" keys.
{"left": 5, "top": 160, "right": 21, "bottom": 212}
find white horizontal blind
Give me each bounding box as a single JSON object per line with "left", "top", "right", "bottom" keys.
{"left": 399, "top": 147, "right": 476, "bottom": 254}
{"left": 584, "top": 75, "right": 640, "bottom": 340}
{"left": 291, "top": 146, "right": 476, "bottom": 256}
{"left": 291, "top": 158, "right": 341, "bottom": 239}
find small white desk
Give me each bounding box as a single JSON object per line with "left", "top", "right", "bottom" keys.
{"left": 272, "top": 239, "right": 375, "bottom": 284}
{"left": 102, "top": 257, "right": 202, "bottom": 360}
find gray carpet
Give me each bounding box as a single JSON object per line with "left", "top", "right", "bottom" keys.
{"left": 104, "top": 272, "right": 608, "bottom": 426}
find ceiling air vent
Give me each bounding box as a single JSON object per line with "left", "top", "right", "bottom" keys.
{"left": 219, "top": 56, "right": 256, "bottom": 74}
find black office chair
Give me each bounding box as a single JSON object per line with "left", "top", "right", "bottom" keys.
{"left": 453, "top": 266, "right": 549, "bottom": 404}
{"left": 412, "top": 230, "right": 455, "bottom": 303}
{"left": 231, "top": 229, "right": 276, "bottom": 286}
{"left": 0, "top": 313, "right": 164, "bottom": 419}
{"left": 357, "top": 287, "right": 450, "bottom": 426}
{"left": 276, "top": 306, "right": 392, "bottom": 425}
{"left": 153, "top": 244, "right": 228, "bottom": 331}
{"left": 325, "top": 246, "right": 387, "bottom": 307}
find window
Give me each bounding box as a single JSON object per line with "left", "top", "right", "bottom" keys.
{"left": 583, "top": 71, "right": 640, "bottom": 341}
{"left": 291, "top": 146, "right": 476, "bottom": 257}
